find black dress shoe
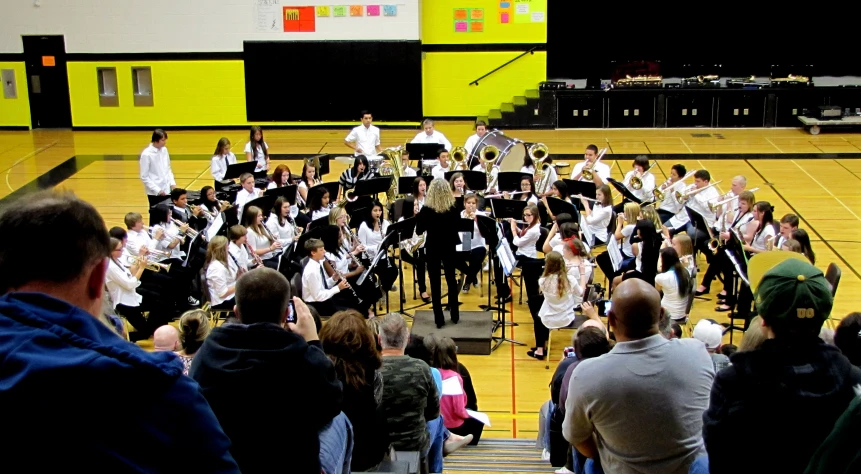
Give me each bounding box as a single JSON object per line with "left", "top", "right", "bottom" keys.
{"left": 451, "top": 314, "right": 460, "bottom": 324}
{"left": 436, "top": 321, "right": 445, "bottom": 329}
{"left": 695, "top": 289, "right": 709, "bottom": 296}
{"left": 527, "top": 349, "right": 545, "bottom": 360}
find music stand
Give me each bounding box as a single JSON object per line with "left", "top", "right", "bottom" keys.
{"left": 355, "top": 176, "right": 392, "bottom": 199}
{"left": 264, "top": 184, "right": 298, "bottom": 204}
{"left": 243, "top": 194, "right": 278, "bottom": 221}
{"left": 721, "top": 229, "right": 749, "bottom": 343}
{"left": 444, "top": 170, "right": 487, "bottom": 191}
{"left": 346, "top": 196, "right": 374, "bottom": 231}
{"left": 309, "top": 182, "right": 340, "bottom": 203}
{"left": 684, "top": 206, "right": 713, "bottom": 301}
{"left": 486, "top": 198, "right": 527, "bottom": 220}
{"left": 607, "top": 177, "right": 642, "bottom": 204}
{"left": 223, "top": 161, "right": 258, "bottom": 181}
{"left": 308, "top": 215, "right": 331, "bottom": 233}
{"left": 379, "top": 217, "right": 418, "bottom": 319}
{"left": 564, "top": 180, "right": 597, "bottom": 201}
{"left": 398, "top": 176, "right": 424, "bottom": 196}
{"left": 308, "top": 154, "right": 331, "bottom": 177}
{"left": 497, "top": 172, "right": 533, "bottom": 192}
{"left": 406, "top": 143, "right": 445, "bottom": 165}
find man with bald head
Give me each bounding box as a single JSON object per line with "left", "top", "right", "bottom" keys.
{"left": 563, "top": 280, "right": 715, "bottom": 474}
{"left": 153, "top": 325, "right": 180, "bottom": 352}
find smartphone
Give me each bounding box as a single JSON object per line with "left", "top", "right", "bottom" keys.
{"left": 286, "top": 300, "right": 297, "bottom": 324}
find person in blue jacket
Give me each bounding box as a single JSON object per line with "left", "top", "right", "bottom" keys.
{"left": 0, "top": 190, "right": 239, "bottom": 473}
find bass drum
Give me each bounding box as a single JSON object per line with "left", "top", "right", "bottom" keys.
{"left": 470, "top": 129, "right": 527, "bottom": 172}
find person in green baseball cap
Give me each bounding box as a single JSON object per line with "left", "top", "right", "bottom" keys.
{"left": 703, "top": 252, "right": 861, "bottom": 474}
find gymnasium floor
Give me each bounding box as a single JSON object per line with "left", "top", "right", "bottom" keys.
{"left": 1, "top": 123, "right": 859, "bottom": 440}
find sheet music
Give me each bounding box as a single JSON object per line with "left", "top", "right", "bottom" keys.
{"left": 207, "top": 215, "right": 224, "bottom": 241}
{"left": 581, "top": 221, "right": 594, "bottom": 247}
{"left": 607, "top": 234, "right": 623, "bottom": 272}
{"left": 496, "top": 239, "right": 516, "bottom": 276}
{"left": 441, "top": 377, "right": 464, "bottom": 396}
{"left": 466, "top": 409, "right": 492, "bottom": 426}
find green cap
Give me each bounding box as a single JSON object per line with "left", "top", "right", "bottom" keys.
{"left": 754, "top": 256, "right": 833, "bottom": 326}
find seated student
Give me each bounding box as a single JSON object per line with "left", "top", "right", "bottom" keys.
{"left": 241, "top": 205, "right": 281, "bottom": 270}
{"left": 234, "top": 172, "right": 262, "bottom": 217}
{"left": 456, "top": 194, "right": 488, "bottom": 294}
{"left": 654, "top": 248, "right": 693, "bottom": 323}
{"left": 306, "top": 185, "right": 332, "bottom": 221}
{"left": 357, "top": 201, "right": 399, "bottom": 293}
{"left": 431, "top": 150, "right": 452, "bottom": 180}
{"left": 302, "top": 238, "right": 350, "bottom": 317}
{"left": 105, "top": 237, "right": 160, "bottom": 342}
{"left": 227, "top": 224, "right": 256, "bottom": 274}
{"left": 449, "top": 172, "right": 470, "bottom": 199}
{"left": 205, "top": 236, "right": 237, "bottom": 310}
{"left": 504, "top": 175, "right": 539, "bottom": 205}
{"left": 170, "top": 187, "right": 206, "bottom": 232}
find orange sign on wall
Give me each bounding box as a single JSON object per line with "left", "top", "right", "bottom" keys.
{"left": 42, "top": 56, "right": 55, "bottom": 67}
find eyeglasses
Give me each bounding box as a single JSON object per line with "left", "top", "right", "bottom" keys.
{"left": 523, "top": 213, "right": 533, "bottom": 217}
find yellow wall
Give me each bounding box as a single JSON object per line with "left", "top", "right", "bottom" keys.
{"left": 423, "top": 51, "right": 546, "bottom": 117}
{"left": 422, "top": 0, "right": 547, "bottom": 44}
{"left": 0, "top": 62, "right": 31, "bottom": 128}
{"left": 67, "top": 61, "right": 418, "bottom": 127}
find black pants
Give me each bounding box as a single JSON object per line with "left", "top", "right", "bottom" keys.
{"left": 449, "top": 417, "right": 485, "bottom": 445}
{"left": 372, "top": 256, "right": 400, "bottom": 293}
{"left": 426, "top": 251, "right": 459, "bottom": 326}
{"left": 308, "top": 300, "right": 339, "bottom": 318}
{"left": 531, "top": 294, "right": 549, "bottom": 348}
{"left": 401, "top": 248, "right": 427, "bottom": 293}
{"left": 455, "top": 247, "right": 486, "bottom": 287}
{"left": 116, "top": 303, "right": 172, "bottom": 341}
{"left": 736, "top": 282, "right": 754, "bottom": 329}
{"left": 211, "top": 299, "right": 235, "bottom": 310}
{"left": 701, "top": 248, "right": 724, "bottom": 289}
{"left": 494, "top": 255, "right": 543, "bottom": 301}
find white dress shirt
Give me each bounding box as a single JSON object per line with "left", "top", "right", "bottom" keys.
{"left": 464, "top": 133, "right": 482, "bottom": 156}
{"left": 125, "top": 229, "right": 154, "bottom": 259}
{"left": 105, "top": 259, "right": 143, "bottom": 308}
{"left": 228, "top": 241, "right": 249, "bottom": 272}
{"left": 538, "top": 274, "right": 581, "bottom": 328}
{"left": 658, "top": 180, "right": 686, "bottom": 215}
{"left": 431, "top": 164, "right": 450, "bottom": 180}
{"left": 139, "top": 144, "right": 175, "bottom": 195}
{"left": 584, "top": 204, "right": 613, "bottom": 244}
{"left": 211, "top": 152, "right": 237, "bottom": 181}
{"left": 153, "top": 223, "right": 185, "bottom": 259}
{"left": 346, "top": 124, "right": 381, "bottom": 157}
{"left": 402, "top": 166, "right": 417, "bottom": 177}
{"left": 235, "top": 187, "right": 258, "bottom": 216}
{"left": 244, "top": 141, "right": 269, "bottom": 172}
{"left": 358, "top": 220, "right": 389, "bottom": 258}
{"left": 411, "top": 131, "right": 452, "bottom": 151}
{"left": 302, "top": 258, "right": 341, "bottom": 302}
{"left": 687, "top": 185, "right": 721, "bottom": 228}
{"left": 655, "top": 271, "right": 688, "bottom": 320}
{"left": 622, "top": 170, "right": 656, "bottom": 202}
{"left": 310, "top": 208, "right": 331, "bottom": 221}
{"left": 247, "top": 227, "right": 278, "bottom": 261}
{"left": 206, "top": 260, "right": 236, "bottom": 306}
{"left": 513, "top": 225, "right": 541, "bottom": 258}
{"left": 752, "top": 224, "right": 776, "bottom": 251}
{"left": 571, "top": 161, "right": 611, "bottom": 183}
{"left": 266, "top": 214, "right": 296, "bottom": 247}
{"left": 457, "top": 210, "right": 487, "bottom": 252}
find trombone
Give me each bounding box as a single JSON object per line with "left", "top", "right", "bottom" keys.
{"left": 630, "top": 162, "right": 657, "bottom": 190}
{"left": 581, "top": 148, "right": 608, "bottom": 181}
{"left": 674, "top": 181, "right": 722, "bottom": 205}
{"left": 653, "top": 170, "right": 696, "bottom": 202}
{"left": 707, "top": 187, "right": 760, "bottom": 211}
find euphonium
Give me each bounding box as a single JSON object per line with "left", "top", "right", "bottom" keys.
{"left": 479, "top": 144, "right": 500, "bottom": 164}
{"left": 451, "top": 146, "right": 469, "bottom": 170}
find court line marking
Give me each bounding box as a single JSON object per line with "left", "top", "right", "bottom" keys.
{"left": 765, "top": 138, "right": 783, "bottom": 153}
{"left": 791, "top": 160, "right": 861, "bottom": 223}
{"left": 4, "top": 141, "right": 59, "bottom": 192}
{"left": 680, "top": 138, "right": 693, "bottom": 154}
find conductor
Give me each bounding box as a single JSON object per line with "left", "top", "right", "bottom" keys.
{"left": 416, "top": 178, "right": 462, "bottom": 329}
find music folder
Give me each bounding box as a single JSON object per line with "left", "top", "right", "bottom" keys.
{"left": 607, "top": 177, "right": 641, "bottom": 204}
{"left": 223, "top": 161, "right": 258, "bottom": 181}
{"left": 406, "top": 143, "right": 445, "bottom": 162}
{"left": 244, "top": 194, "right": 278, "bottom": 219}
{"left": 398, "top": 176, "right": 425, "bottom": 195}
{"left": 264, "top": 184, "right": 298, "bottom": 204}
{"left": 488, "top": 198, "right": 527, "bottom": 220}
{"left": 545, "top": 196, "right": 579, "bottom": 219}
{"left": 444, "top": 170, "right": 487, "bottom": 191}
{"left": 476, "top": 214, "right": 500, "bottom": 248}
{"left": 354, "top": 176, "right": 392, "bottom": 198}
{"left": 308, "top": 215, "right": 331, "bottom": 233}
{"left": 563, "top": 179, "right": 597, "bottom": 200}
{"left": 309, "top": 182, "right": 340, "bottom": 203}
{"left": 497, "top": 171, "right": 533, "bottom": 192}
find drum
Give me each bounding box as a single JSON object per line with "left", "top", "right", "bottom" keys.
{"left": 469, "top": 129, "right": 527, "bottom": 173}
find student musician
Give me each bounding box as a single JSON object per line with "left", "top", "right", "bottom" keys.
{"left": 302, "top": 238, "right": 351, "bottom": 317}
{"left": 245, "top": 126, "right": 269, "bottom": 178}
{"left": 431, "top": 150, "right": 452, "bottom": 180}
{"left": 471, "top": 158, "right": 499, "bottom": 195}
{"left": 266, "top": 197, "right": 302, "bottom": 255}
{"left": 400, "top": 150, "right": 417, "bottom": 177}
{"left": 791, "top": 229, "right": 816, "bottom": 265}
{"left": 696, "top": 175, "right": 747, "bottom": 296}
{"left": 323, "top": 214, "right": 377, "bottom": 317}
{"left": 198, "top": 186, "right": 232, "bottom": 228}
{"left": 344, "top": 110, "right": 382, "bottom": 158}
{"left": 596, "top": 202, "right": 640, "bottom": 281}
{"left": 661, "top": 230, "right": 696, "bottom": 276}
{"left": 227, "top": 224, "right": 256, "bottom": 274}
{"left": 464, "top": 120, "right": 489, "bottom": 158}
{"left": 268, "top": 164, "right": 294, "bottom": 189}
{"left": 412, "top": 177, "right": 428, "bottom": 209}
{"left": 170, "top": 188, "right": 206, "bottom": 233}
{"left": 614, "top": 155, "right": 656, "bottom": 212}
{"left": 235, "top": 172, "right": 262, "bottom": 217}
{"left": 449, "top": 172, "right": 469, "bottom": 199}
{"left": 416, "top": 178, "right": 463, "bottom": 329}
{"left": 503, "top": 176, "right": 539, "bottom": 205}
{"left": 713, "top": 190, "right": 755, "bottom": 312}
{"left": 542, "top": 214, "right": 578, "bottom": 254}
{"left": 495, "top": 203, "right": 542, "bottom": 305}
{"left": 241, "top": 205, "right": 282, "bottom": 269}
{"left": 655, "top": 164, "right": 689, "bottom": 224}
{"left": 152, "top": 203, "right": 189, "bottom": 261}
{"left": 531, "top": 251, "right": 588, "bottom": 361}
{"left": 411, "top": 118, "right": 452, "bottom": 151}
{"left": 210, "top": 137, "right": 237, "bottom": 190}
{"left": 682, "top": 170, "right": 721, "bottom": 259}
{"left": 306, "top": 186, "right": 332, "bottom": 221}
{"left": 532, "top": 161, "right": 559, "bottom": 198}
{"left": 611, "top": 220, "right": 662, "bottom": 289}
{"left": 204, "top": 236, "right": 237, "bottom": 310}
{"left": 579, "top": 184, "right": 614, "bottom": 247}
{"left": 539, "top": 180, "right": 572, "bottom": 224}
{"left": 456, "top": 194, "right": 487, "bottom": 294}
{"left": 734, "top": 201, "right": 777, "bottom": 326}
{"left": 338, "top": 155, "right": 372, "bottom": 200}
{"left": 398, "top": 196, "right": 430, "bottom": 302}
{"left": 139, "top": 129, "right": 176, "bottom": 206}
{"left": 570, "top": 144, "right": 610, "bottom": 187}
{"left": 357, "top": 201, "right": 399, "bottom": 293}
{"left": 654, "top": 248, "right": 693, "bottom": 323}
{"left": 776, "top": 213, "right": 799, "bottom": 249}
{"left": 105, "top": 237, "right": 157, "bottom": 342}
{"left": 298, "top": 160, "right": 323, "bottom": 209}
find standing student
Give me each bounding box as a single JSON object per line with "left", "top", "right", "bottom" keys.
{"left": 345, "top": 110, "right": 382, "bottom": 157}
{"left": 399, "top": 196, "right": 429, "bottom": 302}
{"left": 416, "top": 178, "right": 463, "bottom": 329}
{"left": 245, "top": 126, "right": 269, "bottom": 178}
{"left": 139, "top": 129, "right": 176, "bottom": 206}
{"left": 210, "top": 137, "right": 237, "bottom": 190}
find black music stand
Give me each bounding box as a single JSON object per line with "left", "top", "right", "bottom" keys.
{"left": 721, "top": 229, "right": 750, "bottom": 343}
{"left": 497, "top": 171, "right": 533, "bottom": 191}
{"left": 406, "top": 143, "right": 445, "bottom": 164}
{"left": 223, "top": 161, "right": 258, "bottom": 182}
{"left": 308, "top": 215, "right": 331, "bottom": 233}
{"left": 346, "top": 196, "right": 374, "bottom": 231}
{"left": 474, "top": 214, "right": 508, "bottom": 314}
{"left": 484, "top": 202, "right": 526, "bottom": 350}
{"left": 355, "top": 176, "right": 392, "bottom": 200}
{"left": 264, "top": 184, "right": 298, "bottom": 204}
{"left": 243, "top": 194, "right": 278, "bottom": 221}
{"left": 308, "top": 154, "right": 331, "bottom": 177}
{"left": 309, "top": 182, "right": 340, "bottom": 203}
{"left": 607, "top": 177, "right": 642, "bottom": 204}
{"left": 381, "top": 217, "right": 418, "bottom": 319}
{"left": 540, "top": 196, "right": 580, "bottom": 226}
{"left": 444, "top": 170, "right": 487, "bottom": 192}
{"left": 564, "top": 179, "right": 597, "bottom": 201}
{"left": 398, "top": 176, "right": 425, "bottom": 196}
{"left": 684, "top": 206, "right": 713, "bottom": 301}
{"left": 486, "top": 198, "right": 527, "bottom": 220}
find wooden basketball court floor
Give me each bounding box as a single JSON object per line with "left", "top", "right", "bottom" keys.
{"left": 2, "top": 123, "right": 860, "bottom": 441}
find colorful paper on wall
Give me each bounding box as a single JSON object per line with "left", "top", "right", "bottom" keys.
{"left": 283, "top": 6, "right": 315, "bottom": 32}
{"left": 454, "top": 8, "right": 468, "bottom": 20}
{"left": 498, "top": 0, "right": 512, "bottom": 24}
{"left": 513, "top": 0, "right": 546, "bottom": 23}
{"left": 255, "top": 0, "right": 282, "bottom": 32}
{"left": 383, "top": 4, "right": 397, "bottom": 16}
{"left": 366, "top": 5, "right": 380, "bottom": 16}
{"left": 454, "top": 21, "right": 468, "bottom": 32}
{"left": 349, "top": 5, "right": 363, "bottom": 16}
{"left": 316, "top": 5, "right": 330, "bottom": 16}
{"left": 499, "top": 12, "right": 510, "bottom": 23}
{"left": 333, "top": 5, "right": 347, "bottom": 16}
{"left": 454, "top": 8, "right": 484, "bottom": 32}
{"left": 469, "top": 21, "right": 484, "bottom": 32}
{"left": 470, "top": 8, "right": 484, "bottom": 19}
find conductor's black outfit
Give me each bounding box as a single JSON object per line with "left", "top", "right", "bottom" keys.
{"left": 416, "top": 204, "right": 462, "bottom": 328}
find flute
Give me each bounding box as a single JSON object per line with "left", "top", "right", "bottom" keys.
{"left": 574, "top": 194, "right": 600, "bottom": 203}
{"left": 324, "top": 255, "right": 362, "bottom": 303}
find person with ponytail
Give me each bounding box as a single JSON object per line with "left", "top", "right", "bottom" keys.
{"left": 531, "top": 252, "right": 587, "bottom": 360}
{"left": 176, "top": 309, "right": 211, "bottom": 375}
{"left": 655, "top": 248, "right": 693, "bottom": 322}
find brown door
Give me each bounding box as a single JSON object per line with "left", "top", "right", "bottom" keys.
{"left": 22, "top": 35, "right": 72, "bottom": 128}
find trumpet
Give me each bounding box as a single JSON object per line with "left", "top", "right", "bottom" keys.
{"left": 654, "top": 170, "right": 697, "bottom": 201}
{"left": 674, "top": 181, "right": 722, "bottom": 205}
{"left": 171, "top": 218, "right": 200, "bottom": 239}
{"left": 127, "top": 255, "right": 172, "bottom": 273}
{"left": 630, "top": 162, "right": 657, "bottom": 190}
{"left": 191, "top": 205, "right": 214, "bottom": 220}
{"left": 451, "top": 146, "right": 469, "bottom": 171}
{"left": 581, "top": 148, "right": 608, "bottom": 181}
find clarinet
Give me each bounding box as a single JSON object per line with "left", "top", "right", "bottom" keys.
{"left": 324, "top": 255, "right": 362, "bottom": 303}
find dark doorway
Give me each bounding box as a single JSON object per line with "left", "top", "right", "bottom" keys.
{"left": 22, "top": 35, "right": 72, "bottom": 129}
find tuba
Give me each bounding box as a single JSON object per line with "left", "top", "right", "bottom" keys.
{"left": 450, "top": 146, "right": 469, "bottom": 171}
{"left": 378, "top": 145, "right": 404, "bottom": 203}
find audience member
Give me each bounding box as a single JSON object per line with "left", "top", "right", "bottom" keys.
{"left": 0, "top": 191, "right": 238, "bottom": 472}
{"left": 153, "top": 324, "right": 180, "bottom": 352}
{"left": 703, "top": 254, "right": 861, "bottom": 474}
{"left": 426, "top": 334, "right": 482, "bottom": 444}
{"left": 191, "top": 268, "right": 345, "bottom": 474}
{"left": 834, "top": 312, "right": 861, "bottom": 367}
{"left": 563, "top": 279, "right": 714, "bottom": 474}
{"left": 804, "top": 395, "right": 861, "bottom": 474}
{"left": 737, "top": 315, "right": 766, "bottom": 352}
{"left": 176, "top": 309, "right": 211, "bottom": 375}
{"left": 693, "top": 319, "right": 731, "bottom": 372}
{"left": 377, "top": 314, "right": 442, "bottom": 474}
{"left": 319, "top": 310, "right": 391, "bottom": 472}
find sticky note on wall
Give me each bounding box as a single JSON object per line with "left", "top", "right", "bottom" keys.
{"left": 500, "top": 12, "right": 510, "bottom": 23}
{"left": 316, "top": 5, "right": 330, "bottom": 16}
{"left": 350, "top": 5, "right": 363, "bottom": 16}
{"left": 470, "top": 21, "right": 484, "bottom": 32}
{"left": 333, "top": 5, "right": 347, "bottom": 16}
{"left": 383, "top": 4, "right": 397, "bottom": 16}
{"left": 454, "top": 8, "right": 468, "bottom": 20}
{"left": 455, "top": 21, "right": 468, "bottom": 32}
{"left": 367, "top": 5, "right": 380, "bottom": 16}
{"left": 471, "top": 8, "right": 484, "bottom": 19}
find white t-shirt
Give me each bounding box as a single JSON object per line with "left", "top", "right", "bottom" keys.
{"left": 655, "top": 270, "right": 688, "bottom": 320}
{"left": 244, "top": 141, "right": 269, "bottom": 172}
